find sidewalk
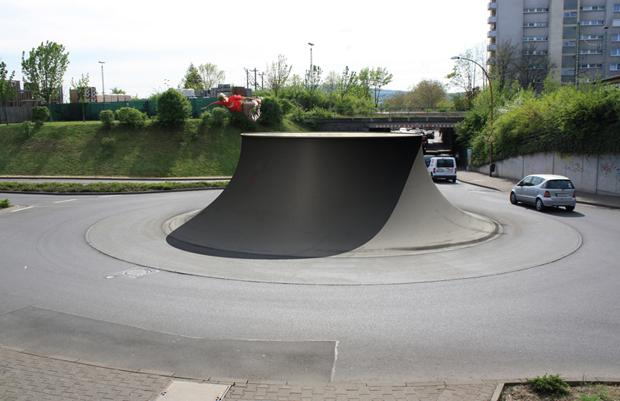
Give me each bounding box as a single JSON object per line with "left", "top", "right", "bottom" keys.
{"left": 458, "top": 171, "right": 620, "bottom": 209}
{"left": 0, "top": 347, "right": 499, "bottom": 401}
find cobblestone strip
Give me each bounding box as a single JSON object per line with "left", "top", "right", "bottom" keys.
{"left": 223, "top": 381, "right": 498, "bottom": 401}
{"left": 0, "top": 348, "right": 171, "bottom": 401}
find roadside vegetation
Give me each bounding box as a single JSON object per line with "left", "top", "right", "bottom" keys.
{"left": 0, "top": 118, "right": 303, "bottom": 177}
{"left": 0, "top": 181, "right": 227, "bottom": 193}
{"left": 501, "top": 375, "right": 619, "bottom": 401}
{"left": 0, "top": 198, "right": 11, "bottom": 208}
{"left": 458, "top": 84, "right": 620, "bottom": 166}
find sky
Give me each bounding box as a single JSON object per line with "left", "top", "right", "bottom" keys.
{"left": 1, "top": 0, "right": 489, "bottom": 99}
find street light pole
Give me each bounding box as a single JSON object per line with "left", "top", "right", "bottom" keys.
{"left": 308, "top": 42, "right": 314, "bottom": 87}
{"left": 98, "top": 61, "right": 106, "bottom": 103}
{"left": 451, "top": 56, "right": 495, "bottom": 176}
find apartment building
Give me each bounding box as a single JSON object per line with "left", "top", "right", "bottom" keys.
{"left": 488, "top": 0, "right": 620, "bottom": 83}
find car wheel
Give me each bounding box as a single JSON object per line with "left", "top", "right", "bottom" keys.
{"left": 565, "top": 205, "right": 575, "bottom": 212}
{"left": 452, "top": 178, "right": 457, "bottom": 183}
{"left": 535, "top": 198, "right": 545, "bottom": 212}
{"left": 510, "top": 192, "right": 518, "bottom": 205}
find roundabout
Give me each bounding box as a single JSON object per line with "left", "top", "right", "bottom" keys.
{"left": 0, "top": 151, "right": 619, "bottom": 383}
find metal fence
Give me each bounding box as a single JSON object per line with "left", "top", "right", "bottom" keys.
{"left": 48, "top": 97, "right": 217, "bottom": 121}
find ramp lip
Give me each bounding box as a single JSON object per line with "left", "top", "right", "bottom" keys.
{"left": 241, "top": 132, "right": 418, "bottom": 138}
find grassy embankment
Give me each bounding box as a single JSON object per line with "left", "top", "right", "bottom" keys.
{"left": 0, "top": 119, "right": 304, "bottom": 177}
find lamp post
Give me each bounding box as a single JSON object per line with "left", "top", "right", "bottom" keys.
{"left": 98, "top": 61, "right": 106, "bottom": 103}
{"left": 307, "top": 42, "right": 315, "bottom": 88}
{"left": 451, "top": 56, "right": 495, "bottom": 176}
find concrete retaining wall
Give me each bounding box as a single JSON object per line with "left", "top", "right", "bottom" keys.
{"left": 474, "top": 153, "right": 620, "bottom": 196}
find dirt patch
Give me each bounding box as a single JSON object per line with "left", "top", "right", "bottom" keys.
{"left": 501, "top": 384, "right": 620, "bottom": 401}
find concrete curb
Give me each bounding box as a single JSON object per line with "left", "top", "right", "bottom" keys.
{"left": 0, "top": 175, "right": 233, "bottom": 181}
{"left": 0, "top": 186, "right": 227, "bottom": 196}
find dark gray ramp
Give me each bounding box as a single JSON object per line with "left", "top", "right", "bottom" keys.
{"left": 167, "top": 133, "right": 421, "bottom": 258}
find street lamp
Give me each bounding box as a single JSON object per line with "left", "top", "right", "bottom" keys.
{"left": 451, "top": 56, "right": 495, "bottom": 176}
{"left": 308, "top": 42, "right": 314, "bottom": 73}
{"left": 98, "top": 61, "right": 106, "bottom": 103}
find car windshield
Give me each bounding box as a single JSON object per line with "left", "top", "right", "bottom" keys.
{"left": 424, "top": 156, "right": 432, "bottom": 167}
{"left": 436, "top": 158, "right": 454, "bottom": 168}
{"left": 545, "top": 179, "right": 574, "bottom": 189}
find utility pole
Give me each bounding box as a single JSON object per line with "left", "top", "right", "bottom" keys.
{"left": 253, "top": 68, "right": 258, "bottom": 91}
{"left": 98, "top": 61, "right": 106, "bottom": 103}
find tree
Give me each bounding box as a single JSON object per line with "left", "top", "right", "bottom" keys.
{"left": 111, "top": 87, "right": 126, "bottom": 94}
{"left": 369, "top": 67, "right": 393, "bottom": 107}
{"left": 71, "top": 73, "right": 90, "bottom": 122}
{"left": 21, "top": 41, "right": 69, "bottom": 104}
{"left": 181, "top": 63, "right": 203, "bottom": 90}
{"left": 266, "top": 55, "right": 292, "bottom": 97}
{"left": 409, "top": 80, "right": 447, "bottom": 110}
{"left": 305, "top": 65, "right": 322, "bottom": 91}
{"left": 447, "top": 48, "right": 483, "bottom": 110}
{"left": 337, "top": 66, "right": 358, "bottom": 99}
{"left": 0, "top": 61, "right": 16, "bottom": 125}
{"left": 357, "top": 67, "right": 371, "bottom": 99}
{"left": 197, "top": 63, "right": 225, "bottom": 91}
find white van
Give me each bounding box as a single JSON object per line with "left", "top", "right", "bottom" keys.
{"left": 427, "top": 156, "right": 457, "bottom": 183}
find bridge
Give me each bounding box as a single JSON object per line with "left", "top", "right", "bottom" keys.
{"left": 311, "top": 112, "right": 466, "bottom": 132}
{"left": 311, "top": 112, "right": 467, "bottom": 155}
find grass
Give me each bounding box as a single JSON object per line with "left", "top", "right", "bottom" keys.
{"left": 0, "top": 118, "right": 305, "bottom": 177}
{"left": 0, "top": 181, "right": 228, "bottom": 193}
{"left": 0, "top": 198, "right": 11, "bottom": 208}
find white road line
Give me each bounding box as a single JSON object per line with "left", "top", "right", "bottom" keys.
{"left": 330, "top": 340, "right": 339, "bottom": 382}
{"left": 10, "top": 206, "right": 34, "bottom": 213}
{"left": 53, "top": 199, "right": 77, "bottom": 204}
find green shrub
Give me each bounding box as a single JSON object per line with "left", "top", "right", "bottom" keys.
{"left": 200, "top": 111, "right": 211, "bottom": 127}
{"left": 209, "top": 107, "right": 230, "bottom": 128}
{"left": 31, "top": 106, "right": 50, "bottom": 126}
{"left": 99, "top": 109, "right": 115, "bottom": 129}
{"left": 258, "top": 97, "right": 283, "bottom": 126}
{"left": 229, "top": 111, "right": 256, "bottom": 131}
{"left": 527, "top": 374, "right": 570, "bottom": 396}
{"left": 115, "top": 107, "right": 145, "bottom": 128}
{"left": 157, "top": 88, "right": 191, "bottom": 127}
{"left": 278, "top": 98, "right": 295, "bottom": 115}
{"left": 0, "top": 199, "right": 11, "bottom": 209}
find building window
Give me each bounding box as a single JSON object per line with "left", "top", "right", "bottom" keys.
{"left": 524, "top": 22, "right": 548, "bottom": 27}
{"left": 580, "top": 19, "right": 605, "bottom": 26}
{"left": 580, "top": 63, "right": 602, "bottom": 69}
{"left": 614, "top": 4, "right": 620, "bottom": 12}
{"left": 524, "top": 7, "right": 549, "bottom": 13}
{"left": 610, "top": 64, "right": 620, "bottom": 71}
{"left": 564, "top": 40, "right": 577, "bottom": 47}
{"left": 581, "top": 5, "right": 605, "bottom": 11}
{"left": 523, "top": 36, "right": 548, "bottom": 42}
{"left": 612, "top": 33, "right": 620, "bottom": 42}
{"left": 580, "top": 49, "right": 602, "bottom": 54}
{"left": 613, "top": 19, "right": 620, "bottom": 26}
{"left": 580, "top": 34, "right": 603, "bottom": 40}
{"left": 611, "top": 48, "right": 620, "bottom": 56}
{"left": 523, "top": 49, "right": 548, "bottom": 56}
{"left": 564, "top": 10, "right": 578, "bottom": 17}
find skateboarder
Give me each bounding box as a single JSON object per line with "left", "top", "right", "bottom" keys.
{"left": 209, "top": 93, "right": 262, "bottom": 121}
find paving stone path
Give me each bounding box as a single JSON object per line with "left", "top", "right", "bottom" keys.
{"left": 0, "top": 347, "right": 498, "bottom": 401}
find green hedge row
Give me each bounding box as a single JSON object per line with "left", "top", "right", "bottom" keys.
{"left": 460, "top": 85, "right": 620, "bottom": 166}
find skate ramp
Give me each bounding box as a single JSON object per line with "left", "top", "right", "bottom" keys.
{"left": 167, "top": 133, "right": 496, "bottom": 259}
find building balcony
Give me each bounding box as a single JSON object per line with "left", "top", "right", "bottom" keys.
{"left": 488, "top": 30, "right": 497, "bottom": 38}
{"left": 488, "top": 1, "right": 497, "bottom": 10}
{"left": 488, "top": 15, "right": 497, "bottom": 24}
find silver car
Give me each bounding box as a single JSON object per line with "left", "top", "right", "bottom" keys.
{"left": 510, "top": 174, "right": 576, "bottom": 212}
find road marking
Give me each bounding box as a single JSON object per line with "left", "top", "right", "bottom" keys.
{"left": 10, "top": 206, "right": 34, "bottom": 213}
{"left": 330, "top": 340, "right": 339, "bottom": 382}
{"left": 53, "top": 199, "right": 77, "bottom": 204}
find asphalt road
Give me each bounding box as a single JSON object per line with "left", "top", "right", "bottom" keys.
{"left": 0, "top": 183, "right": 619, "bottom": 383}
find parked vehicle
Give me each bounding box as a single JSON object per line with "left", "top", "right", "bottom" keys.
{"left": 510, "top": 174, "right": 576, "bottom": 212}
{"left": 427, "top": 156, "right": 457, "bottom": 183}
{"left": 423, "top": 155, "right": 433, "bottom": 168}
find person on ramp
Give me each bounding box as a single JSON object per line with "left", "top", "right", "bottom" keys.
{"left": 209, "top": 93, "right": 262, "bottom": 121}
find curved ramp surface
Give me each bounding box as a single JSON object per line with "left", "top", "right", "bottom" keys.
{"left": 167, "top": 133, "right": 495, "bottom": 259}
